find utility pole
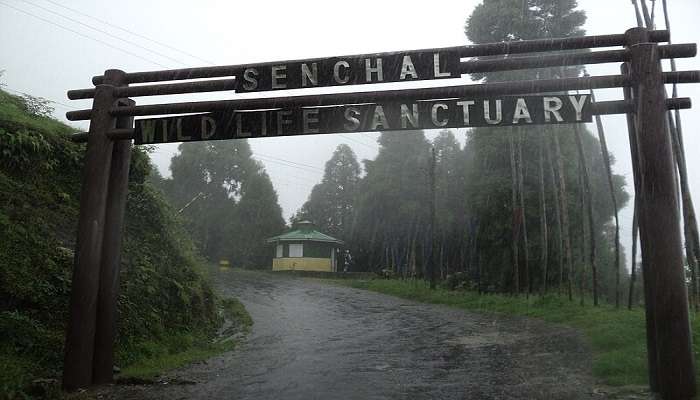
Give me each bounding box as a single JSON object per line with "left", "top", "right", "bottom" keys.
{"left": 429, "top": 146, "right": 436, "bottom": 290}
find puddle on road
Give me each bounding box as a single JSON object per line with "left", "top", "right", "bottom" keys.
{"left": 443, "top": 331, "right": 532, "bottom": 348}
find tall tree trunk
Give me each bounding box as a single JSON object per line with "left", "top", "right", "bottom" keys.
{"left": 573, "top": 124, "right": 598, "bottom": 306}
{"left": 662, "top": 0, "right": 700, "bottom": 311}
{"left": 473, "top": 222, "right": 481, "bottom": 293}
{"left": 517, "top": 129, "right": 531, "bottom": 296}
{"left": 384, "top": 241, "right": 390, "bottom": 271}
{"left": 628, "top": 202, "right": 639, "bottom": 310}
{"left": 668, "top": 111, "right": 700, "bottom": 310}
{"left": 590, "top": 89, "right": 622, "bottom": 307}
{"left": 545, "top": 129, "right": 564, "bottom": 295}
{"left": 630, "top": 0, "right": 645, "bottom": 27}
{"left": 410, "top": 230, "right": 418, "bottom": 278}
{"left": 639, "top": 0, "right": 653, "bottom": 27}
{"left": 578, "top": 160, "right": 587, "bottom": 306}
{"left": 439, "top": 239, "right": 445, "bottom": 279}
{"left": 539, "top": 130, "right": 549, "bottom": 295}
{"left": 428, "top": 147, "right": 436, "bottom": 289}
{"left": 552, "top": 130, "right": 574, "bottom": 300}
{"left": 509, "top": 133, "right": 520, "bottom": 294}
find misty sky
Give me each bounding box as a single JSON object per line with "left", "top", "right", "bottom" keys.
{"left": 1, "top": 0, "right": 699, "bottom": 263}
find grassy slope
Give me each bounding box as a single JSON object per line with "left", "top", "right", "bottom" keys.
{"left": 0, "top": 90, "right": 249, "bottom": 398}
{"left": 336, "top": 278, "right": 700, "bottom": 387}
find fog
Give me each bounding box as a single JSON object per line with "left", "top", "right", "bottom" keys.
{"left": 1, "top": 0, "right": 699, "bottom": 262}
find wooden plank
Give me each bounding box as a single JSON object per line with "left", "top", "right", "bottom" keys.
{"left": 132, "top": 94, "right": 591, "bottom": 145}
{"left": 90, "top": 29, "right": 671, "bottom": 85}
{"left": 66, "top": 74, "right": 624, "bottom": 121}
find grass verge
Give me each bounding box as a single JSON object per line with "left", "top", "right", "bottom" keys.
{"left": 118, "top": 297, "right": 252, "bottom": 381}
{"left": 330, "top": 278, "right": 700, "bottom": 387}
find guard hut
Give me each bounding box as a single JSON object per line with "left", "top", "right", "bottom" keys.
{"left": 266, "top": 221, "right": 344, "bottom": 272}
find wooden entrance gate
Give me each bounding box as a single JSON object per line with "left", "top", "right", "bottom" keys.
{"left": 64, "top": 27, "right": 700, "bottom": 399}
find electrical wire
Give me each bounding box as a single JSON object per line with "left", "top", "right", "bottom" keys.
{"left": 0, "top": 1, "right": 169, "bottom": 68}
{"left": 253, "top": 152, "right": 324, "bottom": 173}
{"left": 20, "top": 0, "right": 190, "bottom": 67}
{"left": 339, "top": 134, "right": 377, "bottom": 149}
{"left": 42, "top": 0, "right": 216, "bottom": 66}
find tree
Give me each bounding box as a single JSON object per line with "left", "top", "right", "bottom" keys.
{"left": 352, "top": 131, "right": 431, "bottom": 275}
{"left": 296, "top": 144, "right": 361, "bottom": 240}
{"left": 433, "top": 131, "right": 467, "bottom": 279}
{"left": 228, "top": 169, "right": 286, "bottom": 268}
{"left": 159, "top": 140, "right": 284, "bottom": 268}
{"left": 464, "top": 0, "right": 629, "bottom": 298}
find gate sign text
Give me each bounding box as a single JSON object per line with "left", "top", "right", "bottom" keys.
{"left": 134, "top": 94, "right": 591, "bottom": 145}
{"left": 236, "top": 50, "right": 459, "bottom": 92}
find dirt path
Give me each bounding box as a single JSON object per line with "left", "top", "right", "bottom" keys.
{"left": 102, "top": 269, "right": 604, "bottom": 399}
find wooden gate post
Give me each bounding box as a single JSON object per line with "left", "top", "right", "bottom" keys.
{"left": 626, "top": 27, "right": 696, "bottom": 399}
{"left": 63, "top": 70, "right": 123, "bottom": 390}
{"left": 620, "top": 61, "right": 659, "bottom": 393}
{"left": 93, "top": 94, "right": 134, "bottom": 383}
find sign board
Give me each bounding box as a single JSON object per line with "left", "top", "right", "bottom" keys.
{"left": 234, "top": 50, "right": 460, "bottom": 92}
{"left": 134, "top": 94, "right": 591, "bottom": 145}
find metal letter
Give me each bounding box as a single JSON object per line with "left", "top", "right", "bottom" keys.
{"left": 456, "top": 100, "right": 475, "bottom": 124}
{"left": 334, "top": 61, "right": 350, "bottom": 84}
{"left": 399, "top": 55, "right": 418, "bottom": 80}
{"left": 512, "top": 98, "right": 533, "bottom": 124}
{"left": 484, "top": 100, "right": 502, "bottom": 124}
{"left": 236, "top": 113, "right": 252, "bottom": 137}
{"left": 569, "top": 94, "right": 588, "bottom": 121}
{"left": 160, "top": 120, "right": 168, "bottom": 142}
{"left": 201, "top": 116, "right": 216, "bottom": 139}
{"left": 543, "top": 97, "right": 564, "bottom": 122}
{"left": 242, "top": 68, "right": 259, "bottom": 90}
{"left": 434, "top": 53, "right": 451, "bottom": 78}
{"left": 303, "top": 108, "right": 319, "bottom": 134}
{"left": 140, "top": 120, "right": 157, "bottom": 143}
{"left": 271, "top": 65, "right": 287, "bottom": 89}
{"left": 260, "top": 112, "right": 267, "bottom": 136}
{"left": 370, "top": 105, "right": 389, "bottom": 130}
{"left": 365, "top": 58, "right": 384, "bottom": 82}
{"left": 175, "top": 118, "right": 191, "bottom": 140}
{"left": 400, "top": 104, "right": 419, "bottom": 128}
{"left": 301, "top": 63, "right": 318, "bottom": 87}
{"left": 431, "top": 103, "right": 449, "bottom": 127}
{"left": 277, "top": 110, "right": 293, "bottom": 135}
{"left": 343, "top": 107, "right": 361, "bottom": 131}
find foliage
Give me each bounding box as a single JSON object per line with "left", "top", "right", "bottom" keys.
{"left": 461, "top": 0, "right": 629, "bottom": 298}
{"left": 226, "top": 169, "right": 286, "bottom": 268}
{"left": 294, "top": 144, "right": 361, "bottom": 241}
{"left": 158, "top": 141, "right": 285, "bottom": 268}
{"left": 466, "top": 0, "right": 587, "bottom": 82}
{"left": 18, "top": 95, "right": 54, "bottom": 118}
{"left": 0, "top": 88, "right": 222, "bottom": 397}
{"left": 119, "top": 297, "right": 252, "bottom": 380}
{"left": 292, "top": 0, "right": 630, "bottom": 303}
{"left": 351, "top": 131, "right": 432, "bottom": 274}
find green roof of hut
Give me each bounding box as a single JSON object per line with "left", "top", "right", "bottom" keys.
{"left": 266, "top": 221, "right": 343, "bottom": 244}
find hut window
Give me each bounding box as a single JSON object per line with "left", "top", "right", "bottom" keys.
{"left": 276, "top": 244, "right": 283, "bottom": 258}
{"left": 289, "top": 243, "right": 303, "bottom": 258}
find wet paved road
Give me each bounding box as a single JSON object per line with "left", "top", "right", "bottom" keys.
{"left": 108, "top": 269, "right": 599, "bottom": 400}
